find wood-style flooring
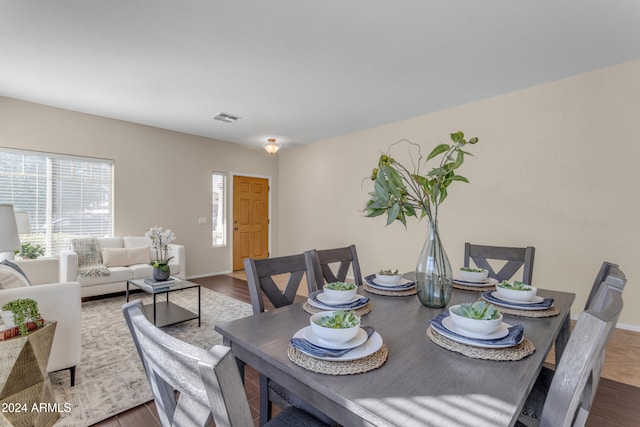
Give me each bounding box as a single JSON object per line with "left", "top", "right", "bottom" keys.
{"left": 94, "top": 274, "right": 640, "bottom": 426}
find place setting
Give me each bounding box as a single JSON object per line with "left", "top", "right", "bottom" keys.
{"left": 303, "top": 281, "right": 372, "bottom": 315}
{"left": 426, "top": 301, "right": 535, "bottom": 361}
{"left": 363, "top": 269, "right": 417, "bottom": 296}
{"left": 452, "top": 267, "right": 499, "bottom": 292}
{"left": 288, "top": 310, "right": 388, "bottom": 375}
{"left": 480, "top": 280, "right": 559, "bottom": 318}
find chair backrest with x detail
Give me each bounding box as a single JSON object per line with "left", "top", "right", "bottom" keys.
{"left": 464, "top": 242, "right": 535, "bottom": 285}
{"left": 122, "top": 300, "right": 254, "bottom": 427}
{"left": 305, "top": 244, "right": 363, "bottom": 292}
{"left": 244, "top": 254, "right": 308, "bottom": 315}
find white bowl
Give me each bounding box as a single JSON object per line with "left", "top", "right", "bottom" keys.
{"left": 496, "top": 284, "right": 538, "bottom": 302}
{"left": 323, "top": 283, "right": 357, "bottom": 302}
{"left": 310, "top": 311, "right": 361, "bottom": 344}
{"left": 458, "top": 268, "right": 489, "bottom": 282}
{"left": 448, "top": 305, "right": 503, "bottom": 335}
{"left": 375, "top": 273, "right": 403, "bottom": 285}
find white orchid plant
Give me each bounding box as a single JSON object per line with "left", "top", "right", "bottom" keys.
{"left": 145, "top": 226, "right": 176, "bottom": 271}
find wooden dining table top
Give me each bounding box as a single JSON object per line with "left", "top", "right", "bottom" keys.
{"left": 215, "top": 286, "right": 575, "bottom": 427}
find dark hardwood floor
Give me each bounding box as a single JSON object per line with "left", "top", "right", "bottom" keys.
{"left": 93, "top": 274, "right": 640, "bottom": 427}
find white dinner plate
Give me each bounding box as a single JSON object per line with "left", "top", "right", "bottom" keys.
{"left": 301, "top": 325, "right": 368, "bottom": 350}
{"left": 452, "top": 277, "right": 499, "bottom": 287}
{"left": 366, "top": 281, "right": 416, "bottom": 291}
{"left": 371, "top": 277, "right": 413, "bottom": 288}
{"left": 294, "top": 326, "right": 383, "bottom": 361}
{"left": 316, "top": 292, "right": 362, "bottom": 306}
{"left": 483, "top": 293, "right": 552, "bottom": 311}
{"left": 307, "top": 295, "right": 368, "bottom": 311}
{"left": 441, "top": 317, "right": 509, "bottom": 340}
{"left": 491, "top": 291, "right": 544, "bottom": 305}
{"left": 435, "top": 322, "right": 523, "bottom": 348}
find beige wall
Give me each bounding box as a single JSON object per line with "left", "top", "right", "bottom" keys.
{"left": 278, "top": 60, "right": 640, "bottom": 327}
{"left": 0, "top": 97, "right": 279, "bottom": 277}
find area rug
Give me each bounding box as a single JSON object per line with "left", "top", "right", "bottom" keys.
{"left": 49, "top": 287, "right": 252, "bottom": 426}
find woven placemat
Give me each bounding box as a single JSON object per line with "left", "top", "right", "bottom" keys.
{"left": 363, "top": 283, "right": 417, "bottom": 296}
{"left": 288, "top": 343, "right": 388, "bottom": 375}
{"left": 453, "top": 282, "right": 496, "bottom": 292}
{"left": 485, "top": 304, "right": 560, "bottom": 318}
{"left": 426, "top": 326, "right": 535, "bottom": 361}
{"left": 303, "top": 301, "right": 372, "bottom": 316}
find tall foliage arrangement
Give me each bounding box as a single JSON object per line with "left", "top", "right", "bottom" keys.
{"left": 364, "top": 131, "right": 479, "bottom": 225}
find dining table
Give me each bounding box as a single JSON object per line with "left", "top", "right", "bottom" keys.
{"left": 215, "top": 284, "right": 575, "bottom": 427}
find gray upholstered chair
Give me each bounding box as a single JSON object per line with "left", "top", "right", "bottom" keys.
{"left": 517, "top": 266, "right": 626, "bottom": 427}
{"left": 305, "top": 244, "right": 363, "bottom": 293}
{"left": 244, "top": 255, "right": 334, "bottom": 426}
{"left": 122, "top": 300, "right": 327, "bottom": 427}
{"left": 464, "top": 242, "right": 535, "bottom": 284}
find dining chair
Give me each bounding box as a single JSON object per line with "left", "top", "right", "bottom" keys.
{"left": 244, "top": 255, "right": 336, "bottom": 426}
{"left": 584, "top": 261, "right": 621, "bottom": 311}
{"left": 463, "top": 242, "right": 535, "bottom": 284}
{"left": 122, "top": 300, "right": 328, "bottom": 427}
{"left": 517, "top": 266, "right": 626, "bottom": 427}
{"left": 305, "top": 244, "right": 363, "bottom": 293}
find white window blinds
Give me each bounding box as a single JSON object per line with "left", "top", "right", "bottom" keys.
{"left": 0, "top": 148, "right": 114, "bottom": 256}
{"left": 212, "top": 172, "right": 226, "bottom": 246}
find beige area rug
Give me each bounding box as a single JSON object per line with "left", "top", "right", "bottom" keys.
{"left": 49, "top": 287, "right": 252, "bottom": 426}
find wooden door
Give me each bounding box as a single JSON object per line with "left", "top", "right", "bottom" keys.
{"left": 232, "top": 176, "right": 269, "bottom": 270}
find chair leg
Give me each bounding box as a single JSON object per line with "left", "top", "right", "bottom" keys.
{"left": 69, "top": 366, "right": 76, "bottom": 387}
{"left": 259, "top": 373, "right": 272, "bottom": 426}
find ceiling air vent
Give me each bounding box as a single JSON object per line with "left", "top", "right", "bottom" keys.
{"left": 213, "top": 112, "right": 241, "bottom": 123}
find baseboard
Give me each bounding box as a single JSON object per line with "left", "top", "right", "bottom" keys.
{"left": 187, "top": 270, "right": 233, "bottom": 279}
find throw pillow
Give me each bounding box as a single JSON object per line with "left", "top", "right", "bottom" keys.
{"left": 0, "top": 259, "right": 32, "bottom": 286}
{"left": 0, "top": 264, "right": 31, "bottom": 289}
{"left": 102, "top": 247, "right": 151, "bottom": 267}
{"left": 102, "top": 248, "right": 130, "bottom": 268}
{"left": 126, "top": 246, "right": 150, "bottom": 266}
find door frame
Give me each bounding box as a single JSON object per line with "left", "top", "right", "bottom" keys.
{"left": 229, "top": 172, "right": 273, "bottom": 271}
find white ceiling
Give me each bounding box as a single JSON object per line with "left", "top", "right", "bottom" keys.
{"left": 2, "top": 1, "right": 640, "bottom": 150}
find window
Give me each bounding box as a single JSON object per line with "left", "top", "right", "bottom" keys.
{"left": 0, "top": 148, "right": 114, "bottom": 256}
{"left": 212, "top": 172, "right": 226, "bottom": 246}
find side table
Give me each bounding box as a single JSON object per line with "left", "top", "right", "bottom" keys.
{"left": 0, "top": 322, "right": 59, "bottom": 427}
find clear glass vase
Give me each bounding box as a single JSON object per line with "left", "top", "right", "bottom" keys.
{"left": 415, "top": 219, "right": 453, "bottom": 308}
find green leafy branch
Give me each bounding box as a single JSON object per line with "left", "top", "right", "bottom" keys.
{"left": 364, "top": 131, "right": 478, "bottom": 227}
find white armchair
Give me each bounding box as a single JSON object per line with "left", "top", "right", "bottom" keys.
{"left": 0, "top": 258, "right": 81, "bottom": 386}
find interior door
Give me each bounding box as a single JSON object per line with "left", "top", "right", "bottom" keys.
{"left": 232, "top": 175, "right": 269, "bottom": 270}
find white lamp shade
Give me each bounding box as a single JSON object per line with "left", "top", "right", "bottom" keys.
{"left": 0, "top": 204, "right": 20, "bottom": 252}
{"left": 15, "top": 211, "right": 31, "bottom": 234}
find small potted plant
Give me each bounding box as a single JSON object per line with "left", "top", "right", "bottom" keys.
{"left": 1, "top": 298, "right": 45, "bottom": 336}
{"left": 145, "top": 226, "right": 176, "bottom": 281}
{"left": 15, "top": 242, "right": 45, "bottom": 259}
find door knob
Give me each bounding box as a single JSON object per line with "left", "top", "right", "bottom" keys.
{"left": 234, "top": 226, "right": 239, "bottom": 231}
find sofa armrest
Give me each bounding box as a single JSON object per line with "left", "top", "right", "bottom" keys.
{"left": 0, "top": 281, "right": 82, "bottom": 373}
{"left": 59, "top": 249, "right": 78, "bottom": 282}
{"left": 169, "top": 243, "right": 186, "bottom": 279}
{"left": 13, "top": 257, "right": 60, "bottom": 286}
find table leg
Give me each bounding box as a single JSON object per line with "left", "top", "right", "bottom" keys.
{"left": 555, "top": 311, "right": 571, "bottom": 365}
{"left": 125, "top": 281, "right": 130, "bottom": 302}
{"left": 153, "top": 293, "right": 157, "bottom": 325}
{"left": 198, "top": 286, "right": 201, "bottom": 327}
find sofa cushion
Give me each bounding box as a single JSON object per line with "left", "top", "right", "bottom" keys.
{"left": 102, "top": 247, "right": 150, "bottom": 268}
{"left": 1, "top": 259, "right": 32, "bottom": 286}
{"left": 97, "top": 237, "right": 124, "bottom": 249}
{"left": 77, "top": 267, "right": 132, "bottom": 286}
{"left": 130, "top": 264, "right": 154, "bottom": 279}
{"left": 123, "top": 236, "right": 155, "bottom": 260}
{"left": 0, "top": 264, "right": 31, "bottom": 289}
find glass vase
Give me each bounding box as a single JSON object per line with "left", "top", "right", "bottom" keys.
{"left": 415, "top": 218, "right": 453, "bottom": 308}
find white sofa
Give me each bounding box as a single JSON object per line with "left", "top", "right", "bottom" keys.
{"left": 0, "top": 257, "right": 81, "bottom": 386}
{"left": 60, "top": 236, "right": 185, "bottom": 298}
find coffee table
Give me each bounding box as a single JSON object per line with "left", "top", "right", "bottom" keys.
{"left": 126, "top": 278, "right": 201, "bottom": 327}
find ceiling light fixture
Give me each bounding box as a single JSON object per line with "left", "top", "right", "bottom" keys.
{"left": 263, "top": 138, "right": 280, "bottom": 154}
